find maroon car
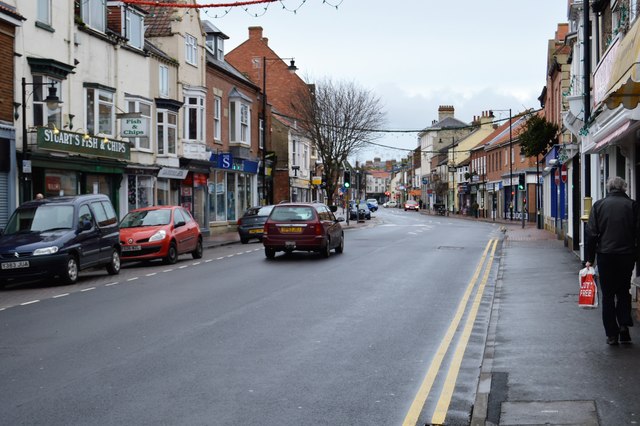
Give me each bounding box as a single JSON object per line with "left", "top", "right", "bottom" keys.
{"left": 262, "top": 202, "right": 345, "bottom": 259}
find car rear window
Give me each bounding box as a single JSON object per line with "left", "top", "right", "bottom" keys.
{"left": 270, "top": 206, "right": 316, "bottom": 221}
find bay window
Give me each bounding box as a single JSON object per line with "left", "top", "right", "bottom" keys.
{"left": 85, "top": 86, "right": 114, "bottom": 136}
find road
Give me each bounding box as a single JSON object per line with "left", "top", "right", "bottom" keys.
{"left": 0, "top": 208, "right": 504, "bottom": 425}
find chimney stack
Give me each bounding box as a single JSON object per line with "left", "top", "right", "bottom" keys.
{"left": 438, "top": 105, "right": 455, "bottom": 122}
{"left": 249, "top": 26, "right": 268, "bottom": 45}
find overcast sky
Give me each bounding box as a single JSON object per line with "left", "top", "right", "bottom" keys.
{"left": 200, "top": 0, "right": 568, "bottom": 162}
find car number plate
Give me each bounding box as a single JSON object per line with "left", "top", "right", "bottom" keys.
{"left": 122, "top": 245, "right": 141, "bottom": 252}
{"left": 280, "top": 227, "right": 302, "bottom": 234}
{"left": 249, "top": 229, "right": 263, "bottom": 234}
{"left": 285, "top": 241, "right": 296, "bottom": 249}
{"left": 1, "top": 261, "right": 30, "bottom": 270}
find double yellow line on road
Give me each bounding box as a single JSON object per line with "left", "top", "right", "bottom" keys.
{"left": 403, "top": 238, "right": 498, "bottom": 426}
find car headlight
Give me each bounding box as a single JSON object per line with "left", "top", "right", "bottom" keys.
{"left": 33, "top": 246, "right": 59, "bottom": 256}
{"left": 149, "top": 229, "right": 167, "bottom": 242}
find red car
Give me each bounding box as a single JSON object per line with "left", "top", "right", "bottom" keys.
{"left": 119, "top": 206, "right": 203, "bottom": 264}
{"left": 404, "top": 200, "right": 419, "bottom": 211}
{"left": 262, "top": 202, "right": 345, "bottom": 259}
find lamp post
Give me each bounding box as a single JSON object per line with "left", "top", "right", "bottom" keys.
{"left": 260, "top": 57, "right": 298, "bottom": 205}
{"left": 19, "top": 77, "right": 62, "bottom": 201}
{"left": 490, "top": 108, "right": 513, "bottom": 220}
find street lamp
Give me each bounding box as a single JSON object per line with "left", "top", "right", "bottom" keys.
{"left": 490, "top": 108, "right": 513, "bottom": 220}
{"left": 19, "top": 77, "right": 63, "bottom": 201}
{"left": 260, "top": 57, "right": 298, "bottom": 205}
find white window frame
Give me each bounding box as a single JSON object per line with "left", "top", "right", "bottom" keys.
{"left": 157, "top": 109, "right": 177, "bottom": 156}
{"left": 124, "top": 7, "right": 144, "bottom": 50}
{"left": 85, "top": 87, "right": 115, "bottom": 136}
{"left": 216, "top": 37, "right": 224, "bottom": 61}
{"left": 37, "top": 0, "right": 52, "bottom": 26}
{"left": 126, "top": 97, "right": 152, "bottom": 151}
{"left": 32, "top": 75, "right": 62, "bottom": 128}
{"left": 159, "top": 65, "right": 169, "bottom": 97}
{"left": 229, "top": 100, "right": 251, "bottom": 145}
{"left": 213, "top": 96, "right": 221, "bottom": 142}
{"left": 183, "top": 93, "right": 205, "bottom": 142}
{"left": 82, "top": 0, "right": 106, "bottom": 32}
{"left": 185, "top": 33, "right": 198, "bottom": 66}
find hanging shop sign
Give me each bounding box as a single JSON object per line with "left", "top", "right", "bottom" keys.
{"left": 158, "top": 167, "right": 188, "bottom": 179}
{"left": 37, "top": 128, "right": 130, "bottom": 161}
{"left": 120, "top": 117, "right": 149, "bottom": 138}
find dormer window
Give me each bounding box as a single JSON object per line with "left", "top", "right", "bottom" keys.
{"left": 124, "top": 7, "right": 144, "bottom": 50}
{"left": 82, "top": 0, "right": 106, "bottom": 32}
{"left": 216, "top": 37, "right": 224, "bottom": 60}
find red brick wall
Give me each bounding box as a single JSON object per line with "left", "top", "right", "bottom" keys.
{"left": 0, "top": 20, "right": 15, "bottom": 123}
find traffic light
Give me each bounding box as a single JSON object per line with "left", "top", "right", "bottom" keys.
{"left": 518, "top": 173, "right": 525, "bottom": 191}
{"left": 523, "top": 197, "right": 527, "bottom": 206}
{"left": 344, "top": 171, "right": 351, "bottom": 188}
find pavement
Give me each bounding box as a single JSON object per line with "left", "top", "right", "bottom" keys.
{"left": 203, "top": 212, "right": 640, "bottom": 425}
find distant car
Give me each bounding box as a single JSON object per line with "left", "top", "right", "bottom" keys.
{"left": 119, "top": 206, "right": 202, "bottom": 264}
{"left": 350, "top": 201, "right": 371, "bottom": 220}
{"left": 262, "top": 202, "right": 345, "bottom": 259}
{"left": 366, "top": 199, "right": 378, "bottom": 211}
{"left": 237, "top": 205, "right": 274, "bottom": 244}
{"left": 384, "top": 200, "right": 398, "bottom": 208}
{"left": 404, "top": 200, "right": 419, "bottom": 211}
{"left": 0, "top": 194, "right": 121, "bottom": 286}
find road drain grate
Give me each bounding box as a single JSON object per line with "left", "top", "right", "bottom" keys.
{"left": 437, "top": 246, "right": 464, "bottom": 250}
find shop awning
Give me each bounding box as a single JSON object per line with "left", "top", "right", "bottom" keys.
{"left": 585, "top": 121, "right": 631, "bottom": 154}
{"left": 604, "top": 19, "right": 640, "bottom": 110}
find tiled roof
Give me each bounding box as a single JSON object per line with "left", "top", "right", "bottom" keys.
{"left": 145, "top": 40, "right": 178, "bottom": 65}
{"left": 142, "top": 1, "right": 177, "bottom": 37}
{"left": 0, "top": 1, "right": 25, "bottom": 21}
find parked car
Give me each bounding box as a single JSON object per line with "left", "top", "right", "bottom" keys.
{"left": 350, "top": 201, "right": 371, "bottom": 220}
{"left": 366, "top": 199, "right": 378, "bottom": 212}
{"left": 119, "top": 206, "right": 202, "bottom": 264}
{"left": 0, "top": 194, "right": 121, "bottom": 286}
{"left": 262, "top": 202, "right": 345, "bottom": 259}
{"left": 404, "top": 200, "right": 420, "bottom": 211}
{"left": 384, "top": 200, "right": 398, "bottom": 208}
{"left": 237, "top": 205, "right": 274, "bottom": 244}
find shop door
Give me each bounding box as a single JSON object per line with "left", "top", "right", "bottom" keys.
{"left": 85, "top": 174, "right": 113, "bottom": 199}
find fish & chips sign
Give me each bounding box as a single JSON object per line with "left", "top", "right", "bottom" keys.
{"left": 37, "top": 128, "right": 130, "bottom": 160}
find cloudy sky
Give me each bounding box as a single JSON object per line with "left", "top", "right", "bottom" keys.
{"left": 199, "top": 0, "right": 568, "bottom": 161}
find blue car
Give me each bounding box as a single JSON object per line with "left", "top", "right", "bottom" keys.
{"left": 0, "top": 194, "right": 121, "bottom": 286}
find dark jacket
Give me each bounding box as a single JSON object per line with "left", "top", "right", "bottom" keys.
{"left": 585, "top": 190, "right": 640, "bottom": 263}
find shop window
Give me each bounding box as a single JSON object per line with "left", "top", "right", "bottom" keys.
{"left": 81, "top": 0, "right": 106, "bottom": 32}
{"left": 33, "top": 75, "right": 62, "bottom": 128}
{"left": 157, "top": 178, "right": 179, "bottom": 206}
{"left": 226, "top": 172, "right": 236, "bottom": 222}
{"left": 45, "top": 170, "right": 77, "bottom": 197}
{"left": 86, "top": 87, "right": 114, "bottom": 137}
{"left": 128, "top": 175, "right": 154, "bottom": 210}
{"left": 126, "top": 97, "right": 152, "bottom": 151}
{"left": 157, "top": 109, "right": 177, "bottom": 155}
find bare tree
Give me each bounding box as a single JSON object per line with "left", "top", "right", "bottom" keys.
{"left": 292, "top": 78, "right": 386, "bottom": 205}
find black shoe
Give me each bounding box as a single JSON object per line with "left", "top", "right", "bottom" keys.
{"left": 607, "top": 336, "right": 619, "bottom": 345}
{"left": 620, "top": 327, "right": 632, "bottom": 344}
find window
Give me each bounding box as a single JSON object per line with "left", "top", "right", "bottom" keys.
{"left": 127, "top": 175, "right": 154, "bottom": 210}
{"left": 292, "top": 140, "right": 297, "bottom": 166}
{"left": 229, "top": 100, "right": 251, "bottom": 145}
{"left": 86, "top": 87, "right": 114, "bottom": 136}
{"left": 216, "top": 37, "right": 224, "bottom": 60}
{"left": 157, "top": 109, "right": 177, "bottom": 155}
{"left": 159, "top": 65, "right": 169, "bottom": 97}
{"left": 126, "top": 97, "right": 152, "bottom": 151}
{"left": 185, "top": 33, "right": 198, "bottom": 66}
{"left": 184, "top": 95, "right": 205, "bottom": 141}
{"left": 82, "top": 0, "right": 106, "bottom": 32}
{"left": 37, "top": 0, "right": 51, "bottom": 26}
{"left": 90, "top": 201, "right": 117, "bottom": 227}
{"left": 213, "top": 96, "right": 221, "bottom": 141}
{"left": 124, "top": 7, "right": 144, "bottom": 50}
{"left": 32, "top": 75, "right": 62, "bottom": 128}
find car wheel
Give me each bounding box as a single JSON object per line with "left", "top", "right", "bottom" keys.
{"left": 192, "top": 237, "right": 203, "bottom": 259}
{"left": 62, "top": 255, "right": 79, "bottom": 284}
{"left": 321, "top": 239, "right": 331, "bottom": 258}
{"left": 265, "top": 247, "right": 276, "bottom": 259}
{"left": 164, "top": 242, "right": 178, "bottom": 264}
{"left": 240, "top": 236, "right": 249, "bottom": 244}
{"left": 106, "top": 249, "right": 121, "bottom": 275}
{"left": 335, "top": 234, "right": 344, "bottom": 254}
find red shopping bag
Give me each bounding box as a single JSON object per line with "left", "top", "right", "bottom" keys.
{"left": 578, "top": 266, "right": 598, "bottom": 308}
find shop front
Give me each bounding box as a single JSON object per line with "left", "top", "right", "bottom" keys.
{"left": 30, "top": 128, "right": 130, "bottom": 213}
{"left": 180, "top": 158, "right": 211, "bottom": 235}
{"left": 208, "top": 152, "right": 258, "bottom": 233}
{"left": 0, "top": 126, "right": 17, "bottom": 227}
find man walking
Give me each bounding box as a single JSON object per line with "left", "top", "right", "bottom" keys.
{"left": 585, "top": 176, "right": 640, "bottom": 345}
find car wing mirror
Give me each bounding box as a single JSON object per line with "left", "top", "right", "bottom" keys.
{"left": 78, "top": 220, "right": 92, "bottom": 233}
{"left": 336, "top": 217, "right": 345, "bottom": 222}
